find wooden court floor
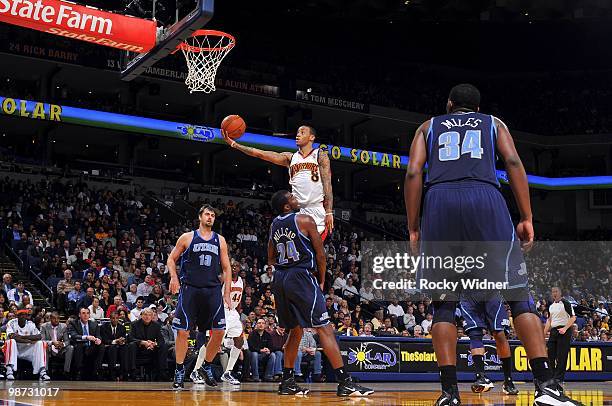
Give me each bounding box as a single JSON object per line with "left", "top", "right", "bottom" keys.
{"left": 1, "top": 381, "right": 610, "bottom": 406}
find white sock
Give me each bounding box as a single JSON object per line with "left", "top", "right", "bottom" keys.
{"left": 194, "top": 345, "right": 206, "bottom": 370}
{"left": 225, "top": 346, "right": 241, "bottom": 373}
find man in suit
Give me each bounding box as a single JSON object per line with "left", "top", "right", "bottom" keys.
{"left": 101, "top": 311, "right": 128, "bottom": 380}
{"left": 128, "top": 307, "right": 167, "bottom": 380}
{"left": 67, "top": 307, "right": 105, "bottom": 380}
{"left": 40, "top": 312, "right": 73, "bottom": 376}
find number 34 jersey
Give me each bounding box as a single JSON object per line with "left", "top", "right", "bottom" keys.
{"left": 269, "top": 212, "right": 315, "bottom": 271}
{"left": 425, "top": 112, "right": 500, "bottom": 187}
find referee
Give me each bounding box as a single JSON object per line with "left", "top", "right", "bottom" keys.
{"left": 544, "top": 286, "right": 576, "bottom": 385}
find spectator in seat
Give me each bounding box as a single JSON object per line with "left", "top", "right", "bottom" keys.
{"left": 371, "top": 310, "right": 384, "bottom": 331}
{"left": 101, "top": 311, "right": 128, "bottom": 381}
{"left": 414, "top": 303, "right": 427, "bottom": 326}
{"left": 269, "top": 325, "right": 287, "bottom": 379}
{"left": 294, "top": 328, "right": 323, "bottom": 382}
{"left": 337, "top": 315, "right": 358, "bottom": 336}
{"left": 146, "top": 284, "right": 163, "bottom": 305}
{"left": 260, "top": 267, "right": 274, "bottom": 284}
{"left": 4, "top": 309, "right": 51, "bottom": 381}
{"left": 2, "top": 273, "right": 15, "bottom": 293}
{"left": 421, "top": 313, "right": 433, "bottom": 335}
{"left": 456, "top": 326, "right": 468, "bottom": 340}
{"left": 7, "top": 281, "right": 33, "bottom": 308}
{"left": 137, "top": 275, "right": 154, "bottom": 297}
{"left": 127, "top": 307, "right": 167, "bottom": 380}
{"left": 403, "top": 306, "right": 416, "bottom": 333}
{"left": 360, "top": 322, "right": 375, "bottom": 337}
{"left": 247, "top": 318, "right": 276, "bottom": 382}
{"left": 413, "top": 325, "right": 424, "bottom": 338}
{"left": 381, "top": 317, "right": 399, "bottom": 336}
{"left": 106, "top": 296, "right": 126, "bottom": 318}
{"left": 351, "top": 304, "right": 364, "bottom": 324}
{"left": 343, "top": 278, "right": 359, "bottom": 304}
{"left": 67, "top": 281, "right": 86, "bottom": 314}
{"left": 78, "top": 287, "right": 96, "bottom": 311}
{"left": 130, "top": 297, "right": 145, "bottom": 321}
{"left": 40, "top": 311, "right": 73, "bottom": 377}
{"left": 332, "top": 272, "right": 347, "bottom": 295}
{"left": 67, "top": 307, "right": 104, "bottom": 380}
{"left": 359, "top": 281, "right": 374, "bottom": 307}
{"left": 388, "top": 298, "right": 405, "bottom": 319}
{"left": 126, "top": 284, "right": 138, "bottom": 305}
{"left": 88, "top": 297, "right": 105, "bottom": 321}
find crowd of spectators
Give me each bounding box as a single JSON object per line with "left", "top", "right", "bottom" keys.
{"left": 0, "top": 175, "right": 610, "bottom": 383}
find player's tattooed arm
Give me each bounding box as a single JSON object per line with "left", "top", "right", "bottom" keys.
{"left": 405, "top": 120, "right": 429, "bottom": 253}
{"left": 297, "top": 214, "right": 326, "bottom": 289}
{"left": 218, "top": 235, "right": 232, "bottom": 308}
{"left": 495, "top": 117, "right": 534, "bottom": 250}
{"left": 222, "top": 129, "right": 292, "bottom": 167}
{"left": 166, "top": 232, "right": 191, "bottom": 294}
{"left": 318, "top": 148, "right": 334, "bottom": 232}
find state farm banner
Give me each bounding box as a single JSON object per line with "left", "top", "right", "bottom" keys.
{"left": 0, "top": 0, "right": 156, "bottom": 52}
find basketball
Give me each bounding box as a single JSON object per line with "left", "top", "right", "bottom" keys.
{"left": 221, "top": 115, "right": 246, "bottom": 140}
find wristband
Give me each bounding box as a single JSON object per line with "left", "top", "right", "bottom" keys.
{"left": 325, "top": 213, "right": 333, "bottom": 216}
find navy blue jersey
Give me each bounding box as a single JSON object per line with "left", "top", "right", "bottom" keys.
{"left": 179, "top": 230, "right": 222, "bottom": 288}
{"left": 425, "top": 112, "right": 499, "bottom": 187}
{"left": 270, "top": 213, "right": 314, "bottom": 271}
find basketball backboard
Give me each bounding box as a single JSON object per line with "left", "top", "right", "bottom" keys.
{"left": 120, "top": 0, "right": 214, "bottom": 81}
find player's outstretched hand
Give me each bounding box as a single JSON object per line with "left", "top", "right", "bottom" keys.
{"left": 221, "top": 129, "right": 236, "bottom": 147}
{"left": 169, "top": 276, "right": 180, "bottom": 295}
{"left": 516, "top": 219, "right": 534, "bottom": 252}
{"left": 409, "top": 229, "right": 420, "bottom": 256}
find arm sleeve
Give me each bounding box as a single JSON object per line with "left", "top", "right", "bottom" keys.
{"left": 563, "top": 300, "right": 575, "bottom": 317}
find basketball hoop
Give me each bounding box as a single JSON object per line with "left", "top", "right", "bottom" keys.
{"left": 175, "top": 30, "right": 235, "bottom": 93}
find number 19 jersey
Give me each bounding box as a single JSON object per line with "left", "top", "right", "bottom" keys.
{"left": 425, "top": 111, "right": 499, "bottom": 187}
{"left": 270, "top": 212, "right": 314, "bottom": 271}
{"left": 179, "top": 230, "right": 222, "bottom": 288}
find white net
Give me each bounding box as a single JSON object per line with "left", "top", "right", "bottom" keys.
{"left": 179, "top": 31, "right": 235, "bottom": 93}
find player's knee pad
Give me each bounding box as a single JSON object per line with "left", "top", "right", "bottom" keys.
{"left": 467, "top": 329, "right": 484, "bottom": 350}
{"left": 505, "top": 288, "right": 538, "bottom": 319}
{"left": 432, "top": 300, "right": 457, "bottom": 325}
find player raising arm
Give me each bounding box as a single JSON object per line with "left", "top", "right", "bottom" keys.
{"left": 222, "top": 125, "right": 334, "bottom": 238}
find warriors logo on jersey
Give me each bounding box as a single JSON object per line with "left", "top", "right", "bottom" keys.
{"left": 289, "top": 148, "right": 324, "bottom": 207}
{"left": 288, "top": 148, "right": 327, "bottom": 235}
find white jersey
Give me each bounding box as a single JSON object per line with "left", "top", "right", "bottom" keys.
{"left": 224, "top": 276, "right": 244, "bottom": 311}
{"left": 6, "top": 318, "right": 40, "bottom": 336}
{"left": 288, "top": 148, "right": 324, "bottom": 208}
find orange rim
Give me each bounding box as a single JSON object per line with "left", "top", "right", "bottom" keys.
{"left": 176, "top": 29, "right": 236, "bottom": 53}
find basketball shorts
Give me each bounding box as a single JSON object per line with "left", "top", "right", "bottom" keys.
{"left": 271, "top": 267, "right": 330, "bottom": 329}
{"left": 224, "top": 307, "right": 243, "bottom": 338}
{"left": 299, "top": 205, "right": 327, "bottom": 238}
{"left": 418, "top": 180, "right": 528, "bottom": 296}
{"left": 173, "top": 284, "right": 225, "bottom": 332}
{"left": 460, "top": 291, "right": 510, "bottom": 332}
